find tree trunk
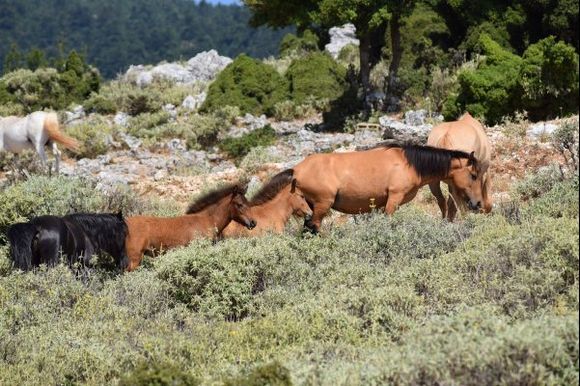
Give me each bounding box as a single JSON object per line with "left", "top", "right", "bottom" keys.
{"left": 386, "top": 14, "right": 402, "bottom": 110}
{"left": 358, "top": 32, "right": 371, "bottom": 100}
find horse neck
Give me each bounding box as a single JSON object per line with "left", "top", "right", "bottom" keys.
{"left": 194, "top": 194, "right": 234, "bottom": 234}
{"left": 251, "top": 190, "right": 293, "bottom": 228}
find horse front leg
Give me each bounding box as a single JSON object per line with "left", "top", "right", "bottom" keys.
{"left": 303, "top": 199, "right": 333, "bottom": 235}
{"left": 385, "top": 191, "right": 405, "bottom": 215}
{"left": 429, "top": 182, "right": 447, "bottom": 219}
{"left": 447, "top": 185, "right": 461, "bottom": 222}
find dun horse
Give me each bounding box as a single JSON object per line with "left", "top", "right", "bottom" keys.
{"left": 7, "top": 212, "right": 128, "bottom": 271}
{"left": 125, "top": 183, "right": 256, "bottom": 271}
{"left": 0, "top": 111, "right": 79, "bottom": 173}
{"left": 221, "top": 169, "right": 313, "bottom": 238}
{"left": 292, "top": 143, "right": 484, "bottom": 233}
{"left": 427, "top": 112, "right": 492, "bottom": 221}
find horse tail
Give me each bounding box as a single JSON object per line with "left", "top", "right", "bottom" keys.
{"left": 7, "top": 222, "right": 37, "bottom": 271}
{"left": 44, "top": 112, "right": 80, "bottom": 152}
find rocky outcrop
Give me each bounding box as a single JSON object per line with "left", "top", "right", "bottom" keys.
{"left": 123, "top": 50, "right": 232, "bottom": 87}
{"left": 325, "top": 24, "right": 359, "bottom": 59}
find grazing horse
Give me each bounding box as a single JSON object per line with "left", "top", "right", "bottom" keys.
{"left": 125, "top": 183, "right": 256, "bottom": 271}
{"left": 7, "top": 212, "right": 128, "bottom": 271}
{"left": 292, "top": 143, "right": 483, "bottom": 233}
{"left": 427, "top": 112, "right": 492, "bottom": 221}
{"left": 0, "top": 111, "right": 79, "bottom": 172}
{"left": 221, "top": 169, "right": 313, "bottom": 238}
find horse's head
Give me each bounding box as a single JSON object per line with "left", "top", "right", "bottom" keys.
{"left": 230, "top": 185, "right": 257, "bottom": 230}
{"left": 449, "top": 152, "right": 485, "bottom": 211}
{"left": 289, "top": 178, "right": 313, "bottom": 221}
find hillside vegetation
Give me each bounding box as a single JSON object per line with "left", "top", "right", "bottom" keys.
{"left": 0, "top": 0, "right": 290, "bottom": 78}
{"left": 0, "top": 169, "right": 578, "bottom": 384}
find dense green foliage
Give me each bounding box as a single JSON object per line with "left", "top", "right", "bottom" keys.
{"left": 0, "top": 0, "right": 291, "bottom": 78}
{"left": 518, "top": 36, "right": 580, "bottom": 121}
{"left": 219, "top": 125, "right": 277, "bottom": 160}
{"left": 444, "top": 35, "right": 579, "bottom": 123}
{"left": 286, "top": 52, "right": 347, "bottom": 104}
{"left": 0, "top": 171, "right": 577, "bottom": 384}
{"left": 279, "top": 30, "right": 320, "bottom": 58}
{"left": 0, "top": 51, "right": 99, "bottom": 112}
{"left": 203, "top": 55, "right": 289, "bottom": 116}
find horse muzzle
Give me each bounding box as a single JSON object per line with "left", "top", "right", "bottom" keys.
{"left": 245, "top": 219, "right": 257, "bottom": 230}
{"left": 304, "top": 214, "right": 313, "bottom": 222}
{"left": 467, "top": 200, "right": 481, "bottom": 212}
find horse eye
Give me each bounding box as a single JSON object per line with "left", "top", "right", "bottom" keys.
{"left": 471, "top": 174, "right": 477, "bottom": 181}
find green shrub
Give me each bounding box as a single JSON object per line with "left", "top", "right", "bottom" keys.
{"left": 552, "top": 118, "right": 579, "bottom": 173}
{"left": 513, "top": 164, "right": 565, "bottom": 201}
{"left": 83, "top": 92, "right": 117, "bottom": 114}
{"left": 219, "top": 125, "right": 277, "bottom": 160}
{"left": 0, "top": 51, "right": 99, "bottom": 112}
{"left": 279, "top": 30, "right": 319, "bottom": 58}
{"left": 128, "top": 111, "right": 172, "bottom": 138}
{"left": 336, "top": 44, "right": 360, "bottom": 69}
{"left": 225, "top": 361, "right": 292, "bottom": 386}
{"left": 518, "top": 36, "right": 579, "bottom": 121}
{"left": 273, "top": 100, "right": 317, "bottom": 121}
{"left": 65, "top": 115, "right": 116, "bottom": 158}
{"left": 119, "top": 362, "right": 200, "bottom": 386}
{"left": 202, "top": 54, "right": 289, "bottom": 116}
{"left": 0, "top": 176, "right": 104, "bottom": 239}
{"left": 286, "top": 52, "right": 347, "bottom": 105}
{"left": 443, "top": 34, "right": 522, "bottom": 124}
{"left": 239, "top": 146, "right": 282, "bottom": 173}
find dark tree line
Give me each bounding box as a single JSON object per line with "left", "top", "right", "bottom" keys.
{"left": 0, "top": 0, "right": 292, "bottom": 78}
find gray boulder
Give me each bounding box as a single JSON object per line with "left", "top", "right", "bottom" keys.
{"left": 186, "top": 50, "right": 232, "bottom": 82}
{"left": 379, "top": 115, "right": 432, "bottom": 144}
{"left": 527, "top": 122, "right": 559, "bottom": 138}
{"left": 325, "top": 24, "right": 359, "bottom": 59}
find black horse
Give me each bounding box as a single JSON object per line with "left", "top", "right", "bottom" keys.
{"left": 7, "top": 212, "right": 128, "bottom": 271}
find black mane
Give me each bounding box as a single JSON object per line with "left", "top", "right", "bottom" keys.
{"left": 185, "top": 183, "right": 247, "bottom": 214}
{"left": 380, "top": 143, "right": 475, "bottom": 178}
{"left": 250, "top": 169, "right": 294, "bottom": 206}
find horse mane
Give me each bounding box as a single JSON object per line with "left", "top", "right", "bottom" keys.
{"left": 250, "top": 169, "right": 294, "bottom": 206}
{"left": 379, "top": 143, "right": 475, "bottom": 178}
{"left": 185, "top": 183, "right": 247, "bottom": 214}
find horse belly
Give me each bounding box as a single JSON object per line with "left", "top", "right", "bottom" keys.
{"left": 3, "top": 130, "right": 34, "bottom": 153}
{"left": 333, "top": 189, "right": 388, "bottom": 214}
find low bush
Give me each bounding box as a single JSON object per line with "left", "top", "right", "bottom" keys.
{"left": 285, "top": 52, "right": 347, "bottom": 105}
{"left": 518, "top": 36, "right": 579, "bottom": 121}
{"left": 443, "top": 35, "right": 522, "bottom": 124}
{"left": 444, "top": 34, "right": 579, "bottom": 123}
{"left": 0, "top": 51, "right": 99, "bottom": 112}
{"left": 239, "top": 146, "right": 282, "bottom": 173}
{"left": 279, "top": 30, "right": 319, "bottom": 58}
{"left": 0, "top": 170, "right": 576, "bottom": 384}
{"left": 202, "top": 54, "right": 289, "bottom": 116}
{"left": 65, "top": 115, "right": 117, "bottom": 158}
{"left": 219, "top": 125, "right": 277, "bottom": 160}
{"left": 0, "top": 176, "right": 104, "bottom": 239}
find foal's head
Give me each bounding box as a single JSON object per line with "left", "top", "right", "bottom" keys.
{"left": 250, "top": 169, "right": 313, "bottom": 220}
{"left": 186, "top": 183, "right": 256, "bottom": 229}
{"left": 229, "top": 185, "right": 256, "bottom": 229}
{"left": 287, "top": 179, "right": 312, "bottom": 220}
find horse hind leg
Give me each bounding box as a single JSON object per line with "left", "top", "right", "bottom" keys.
{"left": 51, "top": 142, "right": 61, "bottom": 174}
{"left": 429, "top": 182, "right": 447, "bottom": 219}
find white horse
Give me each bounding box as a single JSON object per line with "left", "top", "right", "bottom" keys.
{"left": 0, "top": 111, "right": 79, "bottom": 173}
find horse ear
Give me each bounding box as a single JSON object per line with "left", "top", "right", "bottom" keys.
{"left": 291, "top": 178, "right": 297, "bottom": 193}
{"left": 467, "top": 151, "right": 476, "bottom": 166}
